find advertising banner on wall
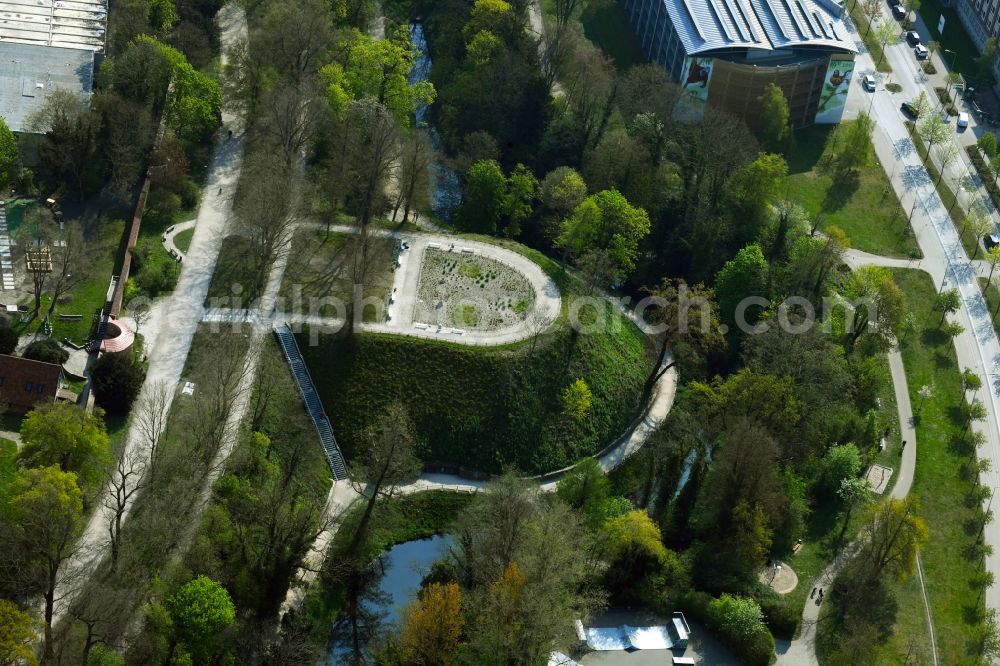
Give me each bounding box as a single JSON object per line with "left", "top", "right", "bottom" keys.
{"left": 814, "top": 58, "right": 856, "bottom": 124}
{"left": 676, "top": 56, "right": 714, "bottom": 120}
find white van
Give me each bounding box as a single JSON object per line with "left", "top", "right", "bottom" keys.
{"left": 915, "top": 44, "right": 929, "bottom": 59}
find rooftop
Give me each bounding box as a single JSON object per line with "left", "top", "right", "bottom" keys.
{"left": 664, "top": 0, "right": 856, "bottom": 56}
{"left": 0, "top": 41, "right": 93, "bottom": 131}
{"left": 0, "top": 0, "right": 106, "bottom": 52}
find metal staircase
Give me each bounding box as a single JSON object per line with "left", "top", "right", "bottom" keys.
{"left": 273, "top": 323, "right": 348, "bottom": 480}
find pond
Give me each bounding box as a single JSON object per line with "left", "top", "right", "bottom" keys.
{"left": 321, "top": 534, "right": 453, "bottom": 665}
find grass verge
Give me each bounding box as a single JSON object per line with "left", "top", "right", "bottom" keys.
{"left": 785, "top": 124, "right": 920, "bottom": 258}
{"left": 874, "top": 269, "right": 987, "bottom": 664}
{"left": 848, "top": 5, "right": 892, "bottom": 74}
{"left": 173, "top": 227, "right": 194, "bottom": 254}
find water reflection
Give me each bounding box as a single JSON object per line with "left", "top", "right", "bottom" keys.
{"left": 323, "top": 535, "right": 452, "bottom": 665}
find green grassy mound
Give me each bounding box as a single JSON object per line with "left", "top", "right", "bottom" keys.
{"left": 300, "top": 284, "right": 650, "bottom": 474}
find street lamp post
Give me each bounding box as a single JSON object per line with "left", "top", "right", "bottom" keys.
{"left": 944, "top": 49, "right": 961, "bottom": 107}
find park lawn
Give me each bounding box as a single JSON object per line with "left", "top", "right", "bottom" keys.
{"left": 206, "top": 235, "right": 261, "bottom": 308}
{"left": 173, "top": 227, "right": 194, "bottom": 254}
{"left": 279, "top": 228, "right": 396, "bottom": 322}
{"left": 34, "top": 218, "right": 126, "bottom": 345}
{"left": 785, "top": 124, "right": 921, "bottom": 258}
{"left": 876, "top": 269, "right": 986, "bottom": 664}
{"left": 918, "top": 0, "right": 990, "bottom": 82}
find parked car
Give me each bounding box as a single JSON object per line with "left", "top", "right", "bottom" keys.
{"left": 958, "top": 112, "right": 970, "bottom": 128}
{"left": 906, "top": 30, "right": 921, "bottom": 45}
{"left": 863, "top": 74, "right": 877, "bottom": 91}
{"left": 888, "top": 0, "right": 901, "bottom": 6}
{"left": 915, "top": 44, "right": 929, "bottom": 59}
{"left": 985, "top": 233, "right": 1000, "bottom": 251}
{"left": 892, "top": 5, "right": 907, "bottom": 19}
{"left": 901, "top": 100, "right": 918, "bottom": 118}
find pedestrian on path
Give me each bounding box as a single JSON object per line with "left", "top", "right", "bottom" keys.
{"left": 902, "top": 440, "right": 907, "bottom": 450}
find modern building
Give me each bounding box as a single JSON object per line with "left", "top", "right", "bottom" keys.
{"left": 0, "top": 0, "right": 106, "bottom": 132}
{"left": 0, "top": 353, "right": 64, "bottom": 410}
{"left": 955, "top": 0, "right": 1000, "bottom": 83}
{"left": 623, "top": 0, "right": 858, "bottom": 127}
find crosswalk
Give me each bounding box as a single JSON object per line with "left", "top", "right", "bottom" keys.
{"left": 273, "top": 323, "right": 348, "bottom": 480}
{"left": 0, "top": 204, "right": 15, "bottom": 291}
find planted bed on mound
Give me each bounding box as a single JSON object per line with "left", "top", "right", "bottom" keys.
{"left": 299, "top": 302, "right": 650, "bottom": 474}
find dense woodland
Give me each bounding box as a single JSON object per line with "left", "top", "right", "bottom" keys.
{"left": 0, "top": 0, "right": 970, "bottom": 664}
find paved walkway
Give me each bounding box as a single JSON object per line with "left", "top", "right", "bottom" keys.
{"left": 290, "top": 222, "right": 562, "bottom": 345}
{"left": 50, "top": 2, "right": 249, "bottom": 626}
{"left": 161, "top": 218, "right": 196, "bottom": 261}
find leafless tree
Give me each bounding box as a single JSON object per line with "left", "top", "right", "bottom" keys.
{"left": 259, "top": 83, "right": 326, "bottom": 168}
{"left": 46, "top": 222, "right": 88, "bottom": 318}
{"left": 347, "top": 403, "right": 421, "bottom": 554}
{"left": 392, "top": 131, "right": 434, "bottom": 225}
{"left": 18, "top": 206, "right": 57, "bottom": 316}
{"left": 132, "top": 380, "right": 170, "bottom": 480}
{"left": 234, "top": 154, "right": 296, "bottom": 300}
{"left": 526, "top": 307, "right": 556, "bottom": 355}
{"left": 342, "top": 99, "right": 401, "bottom": 229}
{"left": 563, "top": 43, "right": 616, "bottom": 148}
{"left": 104, "top": 451, "right": 146, "bottom": 573}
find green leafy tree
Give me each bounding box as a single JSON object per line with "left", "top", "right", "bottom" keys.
{"left": 22, "top": 338, "right": 69, "bottom": 365}
{"left": 0, "top": 326, "right": 18, "bottom": 355}
{"left": 163, "top": 576, "right": 236, "bottom": 662}
{"left": 935, "top": 288, "right": 962, "bottom": 325}
{"left": 0, "top": 599, "right": 37, "bottom": 666}
{"left": 0, "top": 117, "right": 19, "bottom": 187}
{"left": 556, "top": 458, "right": 625, "bottom": 528}
{"left": 756, "top": 83, "right": 790, "bottom": 150}
{"left": 85, "top": 645, "right": 124, "bottom": 666}
{"left": 839, "top": 113, "right": 875, "bottom": 173}
{"left": 557, "top": 189, "right": 651, "bottom": 276}
{"left": 319, "top": 26, "right": 435, "bottom": 125}
{"left": 728, "top": 153, "right": 788, "bottom": 245}
{"left": 838, "top": 476, "right": 875, "bottom": 532}
{"left": 844, "top": 265, "right": 906, "bottom": 349}
{"left": 18, "top": 402, "right": 110, "bottom": 484}
{"left": 820, "top": 443, "right": 863, "bottom": 497}
{"left": 91, "top": 351, "right": 146, "bottom": 415}
{"left": 980, "top": 131, "right": 999, "bottom": 159}
{"left": 457, "top": 160, "right": 508, "bottom": 233}
{"left": 5, "top": 466, "right": 83, "bottom": 660}
{"left": 714, "top": 243, "right": 769, "bottom": 331}
{"left": 909, "top": 90, "right": 931, "bottom": 119}
{"left": 710, "top": 593, "right": 766, "bottom": 643}
{"left": 135, "top": 36, "right": 220, "bottom": 143}
{"left": 562, "top": 378, "right": 592, "bottom": 421}
{"left": 918, "top": 112, "right": 950, "bottom": 162}
{"left": 978, "top": 37, "right": 998, "bottom": 78}
{"left": 873, "top": 21, "right": 898, "bottom": 68}
{"left": 504, "top": 163, "right": 537, "bottom": 238}
{"left": 856, "top": 496, "right": 928, "bottom": 580}
{"left": 540, "top": 166, "right": 587, "bottom": 217}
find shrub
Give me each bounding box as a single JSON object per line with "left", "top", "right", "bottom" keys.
{"left": 677, "top": 590, "right": 776, "bottom": 666}
{"left": 0, "top": 325, "right": 18, "bottom": 354}
{"left": 23, "top": 338, "right": 69, "bottom": 365}
{"left": 979, "top": 132, "right": 998, "bottom": 159}
{"left": 91, "top": 351, "right": 145, "bottom": 415}
{"left": 131, "top": 240, "right": 180, "bottom": 296}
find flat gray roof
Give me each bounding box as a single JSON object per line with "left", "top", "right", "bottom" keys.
{"left": 0, "top": 41, "right": 92, "bottom": 131}
{"left": 664, "top": 0, "right": 857, "bottom": 56}
{"left": 0, "top": 0, "right": 106, "bottom": 52}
